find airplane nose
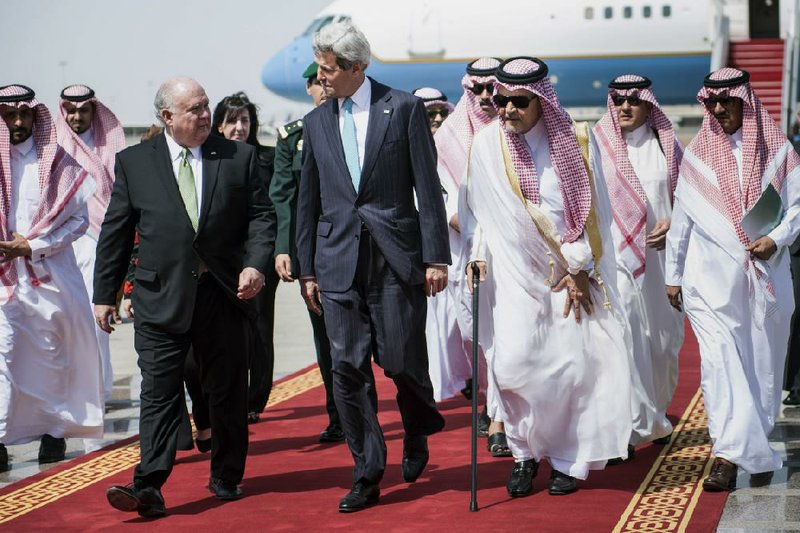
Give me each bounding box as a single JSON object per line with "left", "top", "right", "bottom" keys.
{"left": 261, "top": 36, "right": 314, "bottom": 101}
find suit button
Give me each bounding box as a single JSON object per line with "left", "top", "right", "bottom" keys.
{"left": 191, "top": 270, "right": 198, "bottom": 279}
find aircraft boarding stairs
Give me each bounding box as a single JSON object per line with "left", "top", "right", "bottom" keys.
{"left": 728, "top": 38, "right": 786, "bottom": 122}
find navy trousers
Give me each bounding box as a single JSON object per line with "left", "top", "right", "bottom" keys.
{"left": 320, "top": 230, "right": 444, "bottom": 484}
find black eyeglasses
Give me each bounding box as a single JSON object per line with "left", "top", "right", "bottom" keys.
{"left": 427, "top": 108, "right": 449, "bottom": 119}
{"left": 704, "top": 96, "right": 736, "bottom": 108}
{"left": 611, "top": 94, "right": 642, "bottom": 107}
{"left": 470, "top": 83, "right": 494, "bottom": 95}
{"left": 492, "top": 94, "right": 537, "bottom": 109}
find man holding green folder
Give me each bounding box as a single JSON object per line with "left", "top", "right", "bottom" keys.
{"left": 665, "top": 68, "right": 800, "bottom": 492}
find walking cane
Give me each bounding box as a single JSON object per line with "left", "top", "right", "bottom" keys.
{"left": 470, "top": 262, "right": 481, "bottom": 512}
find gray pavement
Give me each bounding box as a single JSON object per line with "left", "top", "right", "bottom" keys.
{"left": 2, "top": 281, "right": 800, "bottom": 531}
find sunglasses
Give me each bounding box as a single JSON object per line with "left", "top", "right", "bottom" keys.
{"left": 428, "top": 108, "right": 449, "bottom": 119}
{"left": 470, "top": 83, "right": 494, "bottom": 95}
{"left": 703, "top": 96, "right": 735, "bottom": 108}
{"left": 611, "top": 94, "right": 642, "bottom": 107}
{"left": 492, "top": 94, "right": 537, "bottom": 109}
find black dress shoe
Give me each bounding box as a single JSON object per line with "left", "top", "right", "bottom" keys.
{"left": 607, "top": 444, "right": 636, "bottom": 466}
{"left": 477, "top": 408, "right": 490, "bottom": 438}
{"left": 548, "top": 469, "right": 577, "bottom": 495}
{"left": 487, "top": 432, "right": 513, "bottom": 457}
{"left": 0, "top": 444, "right": 8, "bottom": 472}
{"left": 402, "top": 435, "right": 429, "bottom": 483}
{"left": 460, "top": 378, "right": 473, "bottom": 401}
{"left": 107, "top": 482, "right": 166, "bottom": 518}
{"left": 319, "top": 425, "right": 346, "bottom": 443}
{"left": 506, "top": 459, "right": 538, "bottom": 497}
{"left": 653, "top": 433, "right": 672, "bottom": 445}
{"left": 208, "top": 477, "right": 243, "bottom": 500}
{"left": 784, "top": 391, "right": 800, "bottom": 406}
{"left": 195, "top": 437, "right": 212, "bottom": 453}
{"left": 38, "top": 434, "right": 66, "bottom": 464}
{"left": 338, "top": 481, "right": 380, "bottom": 512}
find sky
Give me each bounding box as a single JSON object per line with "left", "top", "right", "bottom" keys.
{"left": 3, "top": 0, "right": 331, "bottom": 127}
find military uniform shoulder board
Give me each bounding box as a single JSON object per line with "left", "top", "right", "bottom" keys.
{"left": 278, "top": 119, "right": 303, "bottom": 140}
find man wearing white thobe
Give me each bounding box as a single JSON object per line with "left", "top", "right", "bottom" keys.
{"left": 0, "top": 85, "right": 103, "bottom": 471}
{"left": 461, "top": 57, "right": 632, "bottom": 497}
{"left": 594, "top": 75, "right": 684, "bottom": 460}
{"left": 56, "top": 84, "right": 126, "bottom": 401}
{"left": 666, "top": 68, "right": 800, "bottom": 491}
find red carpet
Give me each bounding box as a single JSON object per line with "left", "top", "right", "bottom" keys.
{"left": 0, "top": 323, "right": 727, "bottom": 532}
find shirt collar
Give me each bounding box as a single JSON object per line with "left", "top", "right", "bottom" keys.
{"left": 338, "top": 77, "right": 371, "bottom": 111}
{"left": 727, "top": 128, "right": 743, "bottom": 149}
{"left": 78, "top": 127, "right": 94, "bottom": 148}
{"left": 623, "top": 122, "right": 654, "bottom": 147}
{"left": 523, "top": 118, "right": 547, "bottom": 157}
{"left": 164, "top": 131, "right": 202, "bottom": 162}
{"left": 10, "top": 135, "right": 34, "bottom": 158}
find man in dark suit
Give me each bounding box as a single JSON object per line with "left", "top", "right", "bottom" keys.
{"left": 784, "top": 235, "right": 800, "bottom": 404}
{"left": 296, "top": 22, "right": 450, "bottom": 512}
{"left": 93, "top": 77, "right": 274, "bottom": 518}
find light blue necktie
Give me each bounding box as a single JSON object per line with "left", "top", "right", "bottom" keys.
{"left": 341, "top": 97, "right": 361, "bottom": 191}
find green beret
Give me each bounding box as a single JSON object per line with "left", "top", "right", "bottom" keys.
{"left": 302, "top": 62, "right": 318, "bottom": 79}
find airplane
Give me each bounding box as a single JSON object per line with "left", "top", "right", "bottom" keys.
{"left": 261, "top": 0, "right": 799, "bottom": 127}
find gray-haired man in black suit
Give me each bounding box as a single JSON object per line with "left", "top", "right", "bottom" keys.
{"left": 296, "top": 22, "right": 450, "bottom": 512}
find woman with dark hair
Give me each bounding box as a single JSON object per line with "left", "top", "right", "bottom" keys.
{"left": 210, "top": 91, "right": 278, "bottom": 423}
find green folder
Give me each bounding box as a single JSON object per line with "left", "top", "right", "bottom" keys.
{"left": 741, "top": 184, "right": 783, "bottom": 241}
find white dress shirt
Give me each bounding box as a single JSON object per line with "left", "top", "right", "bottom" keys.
{"left": 9, "top": 136, "right": 40, "bottom": 236}
{"left": 164, "top": 132, "right": 204, "bottom": 215}
{"left": 337, "top": 77, "right": 371, "bottom": 169}
{"left": 79, "top": 127, "right": 95, "bottom": 150}
{"left": 625, "top": 123, "right": 671, "bottom": 227}
{"left": 523, "top": 119, "right": 594, "bottom": 272}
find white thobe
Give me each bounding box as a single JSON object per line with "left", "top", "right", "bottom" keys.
{"left": 611, "top": 124, "right": 684, "bottom": 445}
{"left": 71, "top": 126, "right": 113, "bottom": 400}
{"left": 460, "top": 120, "right": 632, "bottom": 479}
{"left": 0, "top": 137, "right": 103, "bottom": 445}
{"left": 425, "top": 161, "right": 474, "bottom": 401}
{"left": 666, "top": 132, "right": 800, "bottom": 473}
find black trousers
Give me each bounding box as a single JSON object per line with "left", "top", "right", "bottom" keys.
{"left": 248, "top": 270, "right": 279, "bottom": 414}
{"left": 308, "top": 307, "right": 340, "bottom": 429}
{"left": 320, "top": 231, "right": 444, "bottom": 484}
{"left": 785, "top": 253, "right": 800, "bottom": 392}
{"left": 133, "top": 277, "right": 249, "bottom": 488}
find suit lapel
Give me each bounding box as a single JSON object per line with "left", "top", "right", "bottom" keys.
{"left": 358, "top": 80, "right": 392, "bottom": 194}
{"left": 197, "top": 138, "right": 220, "bottom": 235}
{"left": 319, "top": 100, "right": 353, "bottom": 192}
{"left": 151, "top": 134, "right": 195, "bottom": 230}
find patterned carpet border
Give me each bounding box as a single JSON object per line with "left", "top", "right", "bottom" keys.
{"left": 613, "top": 388, "right": 714, "bottom": 533}
{"left": 0, "top": 366, "right": 323, "bottom": 524}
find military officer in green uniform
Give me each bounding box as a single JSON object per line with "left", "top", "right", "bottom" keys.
{"left": 271, "top": 63, "right": 344, "bottom": 443}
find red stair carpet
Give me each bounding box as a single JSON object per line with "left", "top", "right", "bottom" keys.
{"left": 0, "top": 323, "right": 727, "bottom": 532}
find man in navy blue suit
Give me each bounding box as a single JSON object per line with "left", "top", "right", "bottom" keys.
{"left": 296, "top": 21, "right": 451, "bottom": 512}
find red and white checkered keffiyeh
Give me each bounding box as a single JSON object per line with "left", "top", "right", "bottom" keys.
{"left": 593, "top": 74, "right": 683, "bottom": 278}
{"left": 686, "top": 67, "right": 799, "bottom": 246}
{"left": 495, "top": 57, "right": 592, "bottom": 243}
{"left": 435, "top": 57, "right": 500, "bottom": 186}
{"left": 0, "top": 85, "right": 89, "bottom": 301}
{"left": 56, "top": 84, "right": 125, "bottom": 238}
{"left": 412, "top": 87, "right": 455, "bottom": 113}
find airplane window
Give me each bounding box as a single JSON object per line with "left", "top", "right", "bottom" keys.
{"left": 604, "top": 6, "right": 613, "bottom": 18}
{"left": 662, "top": 5, "right": 671, "bottom": 17}
{"left": 623, "top": 6, "right": 632, "bottom": 18}
{"left": 643, "top": 5, "right": 652, "bottom": 17}
{"left": 303, "top": 16, "right": 335, "bottom": 35}
{"left": 584, "top": 6, "right": 594, "bottom": 19}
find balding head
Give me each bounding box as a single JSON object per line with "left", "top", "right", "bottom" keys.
{"left": 154, "top": 77, "right": 210, "bottom": 147}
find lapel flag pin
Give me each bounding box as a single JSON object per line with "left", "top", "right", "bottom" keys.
{"left": 383, "top": 109, "right": 390, "bottom": 114}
